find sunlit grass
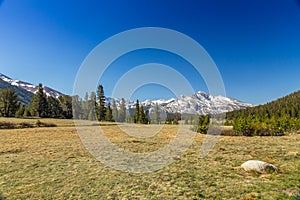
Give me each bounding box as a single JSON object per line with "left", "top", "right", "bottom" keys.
{"left": 0, "top": 118, "right": 299, "bottom": 199}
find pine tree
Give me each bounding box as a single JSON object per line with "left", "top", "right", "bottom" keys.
{"left": 47, "top": 96, "right": 62, "bottom": 118}
{"left": 132, "top": 102, "right": 149, "bottom": 124}
{"left": 112, "top": 100, "right": 118, "bottom": 122}
{"left": 145, "top": 109, "right": 150, "bottom": 124}
{"left": 133, "top": 100, "right": 140, "bottom": 123}
{"left": 29, "top": 84, "right": 48, "bottom": 117}
{"left": 139, "top": 105, "right": 146, "bottom": 124}
{"left": 96, "top": 85, "right": 106, "bottom": 121}
{"left": 189, "top": 116, "right": 194, "bottom": 125}
{"left": 15, "top": 104, "right": 25, "bottom": 118}
{"left": 58, "top": 95, "right": 73, "bottom": 119}
{"left": 153, "top": 103, "right": 160, "bottom": 124}
{"left": 105, "top": 103, "right": 113, "bottom": 121}
{"left": 118, "top": 98, "right": 126, "bottom": 122}
{"left": 192, "top": 114, "right": 200, "bottom": 131}
{"left": 88, "top": 110, "right": 96, "bottom": 121}
{"left": 125, "top": 115, "right": 132, "bottom": 123}
{"left": 195, "top": 115, "right": 210, "bottom": 133}
{"left": 0, "top": 88, "right": 19, "bottom": 117}
{"left": 23, "top": 108, "right": 31, "bottom": 118}
{"left": 83, "top": 92, "right": 90, "bottom": 119}
{"left": 88, "top": 92, "right": 97, "bottom": 121}
{"left": 72, "top": 95, "right": 83, "bottom": 119}
{"left": 90, "top": 92, "right": 97, "bottom": 108}
{"left": 173, "top": 112, "right": 181, "bottom": 125}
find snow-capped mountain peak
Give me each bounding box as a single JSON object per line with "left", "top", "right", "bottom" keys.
{"left": 106, "top": 91, "right": 253, "bottom": 115}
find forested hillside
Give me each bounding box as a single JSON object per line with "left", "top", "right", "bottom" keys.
{"left": 0, "top": 84, "right": 72, "bottom": 119}
{"left": 0, "top": 78, "right": 33, "bottom": 105}
{"left": 225, "top": 90, "right": 300, "bottom": 136}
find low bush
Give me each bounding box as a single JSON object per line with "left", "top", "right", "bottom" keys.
{"left": 0, "top": 122, "right": 15, "bottom": 129}
{"left": 36, "top": 120, "right": 56, "bottom": 127}
{"left": 18, "top": 122, "right": 34, "bottom": 128}
{"left": 0, "top": 120, "right": 56, "bottom": 129}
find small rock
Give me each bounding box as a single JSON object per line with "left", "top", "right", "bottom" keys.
{"left": 241, "top": 160, "right": 277, "bottom": 173}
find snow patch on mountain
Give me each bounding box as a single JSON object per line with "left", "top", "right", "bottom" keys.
{"left": 0, "top": 73, "right": 63, "bottom": 98}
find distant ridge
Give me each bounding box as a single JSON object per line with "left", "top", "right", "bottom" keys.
{"left": 0, "top": 73, "right": 64, "bottom": 105}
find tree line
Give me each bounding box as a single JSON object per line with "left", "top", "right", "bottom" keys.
{"left": 72, "top": 85, "right": 128, "bottom": 122}
{"left": 73, "top": 86, "right": 156, "bottom": 124}
{"left": 0, "top": 84, "right": 166, "bottom": 124}
{"left": 0, "top": 84, "right": 72, "bottom": 119}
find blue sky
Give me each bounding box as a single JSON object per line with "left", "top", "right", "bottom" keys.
{"left": 0, "top": 0, "right": 300, "bottom": 104}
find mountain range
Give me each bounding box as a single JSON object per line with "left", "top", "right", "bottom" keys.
{"left": 107, "top": 92, "right": 253, "bottom": 116}
{"left": 0, "top": 72, "right": 253, "bottom": 115}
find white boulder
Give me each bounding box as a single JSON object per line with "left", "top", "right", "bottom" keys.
{"left": 241, "top": 160, "right": 277, "bottom": 173}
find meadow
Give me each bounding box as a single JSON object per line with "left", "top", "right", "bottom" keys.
{"left": 0, "top": 118, "right": 299, "bottom": 199}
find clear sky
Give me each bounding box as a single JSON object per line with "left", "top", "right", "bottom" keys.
{"left": 0, "top": 0, "right": 300, "bottom": 104}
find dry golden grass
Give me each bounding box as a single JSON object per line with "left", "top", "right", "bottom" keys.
{"left": 0, "top": 118, "right": 299, "bottom": 199}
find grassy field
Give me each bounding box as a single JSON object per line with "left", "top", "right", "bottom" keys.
{"left": 0, "top": 118, "right": 299, "bottom": 199}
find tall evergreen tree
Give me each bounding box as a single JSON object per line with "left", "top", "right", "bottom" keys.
{"left": 88, "top": 110, "right": 96, "bottom": 121}
{"left": 88, "top": 92, "right": 97, "bottom": 120}
{"left": 140, "top": 105, "right": 146, "bottom": 123}
{"left": 194, "top": 115, "right": 210, "bottom": 133}
{"left": 139, "top": 105, "right": 149, "bottom": 124}
{"left": 29, "top": 83, "right": 48, "bottom": 117}
{"left": 105, "top": 103, "right": 113, "bottom": 121}
{"left": 0, "top": 88, "right": 19, "bottom": 117}
{"left": 90, "top": 92, "right": 97, "bottom": 108}
{"left": 133, "top": 100, "right": 140, "bottom": 123}
{"left": 47, "top": 96, "right": 62, "bottom": 118}
{"left": 83, "top": 92, "right": 90, "bottom": 119}
{"left": 58, "top": 95, "right": 73, "bottom": 119}
{"left": 96, "top": 85, "right": 106, "bottom": 121}
{"left": 153, "top": 103, "right": 160, "bottom": 124}
{"left": 173, "top": 112, "right": 181, "bottom": 125}
{"left": 23, "top": 108, "right": 31, "bottom": 118}
{"left": 132, "top": 100, "right": 148, "bottom": 124}
{"left": 112, "top": 100, "right": 118, "bottom": 122}
{"left": 118, "top": 98, "right": 126, "bottom": 122}
{"left": 72, "top": 95, "right": 83, "bottom": 119}
{"left": 15, "top": 104, "right": 25, "bottom": 118}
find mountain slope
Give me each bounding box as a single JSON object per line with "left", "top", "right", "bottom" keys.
{"left": 225, "top": 90, "right": 300, "bottom": 136}
{"left": 0, "top": 78, "right": 34, "bottom": 105}
{"left": 226, "top": 90, "right": 300, "bottom": 120}
{"left": 0, "top": 73, "right": 63, "bottom": 101}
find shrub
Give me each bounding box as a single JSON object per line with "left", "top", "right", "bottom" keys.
{"left": 36, "top": 120, "right": 57, "bottom": 127}
{"left": 42, "top": 122, "right": 57, "bottom": 127}
{"left": 220, "top": 128, "right": 241, "bottom": 136}
{"left": 0, "top": 122, "right": 15, "bottom": 129}
{"left": 36, "top": 120, "right": 42, "bottom": 127}
{"left": 18, "top": 122, "right": 34, "bottom": 128}
{"left": 196, "top": 125, "right": 209, "bottom": 134}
